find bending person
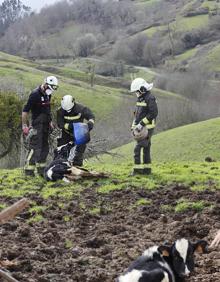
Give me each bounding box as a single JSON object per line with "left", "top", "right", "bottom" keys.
{"left": 57, "top": 95, "right": 95, "bottom": 166}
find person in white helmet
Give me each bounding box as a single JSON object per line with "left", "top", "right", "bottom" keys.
{"left": 130, "top": 78, "right": 158, "bottom": 175}
{"left": 21, "top": 76, "right": 59, "bottom": 176}
{"left": 56, "top": 95, "right": 95, "bottom": 166}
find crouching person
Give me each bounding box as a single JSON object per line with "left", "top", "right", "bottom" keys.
{"left": 56, "top": 95, "right": 95, "bottom": 166}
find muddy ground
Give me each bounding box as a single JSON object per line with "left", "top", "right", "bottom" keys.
{"left": 0, "top": 184, "right": 220, "bottom": 282}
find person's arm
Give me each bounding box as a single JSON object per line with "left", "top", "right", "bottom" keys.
{"left": 83, "top": 107, "right": 95, "bottom": 131}
{"left": 210, "top": 230, "right": 220, "bottom": 247}
{"left": 22, "top": 93, "right": 33, "bottom": 135}
{"left": 22, "top": 111, "right": 29, "bottom": 127}
{"left": 140, "top": 96, "right": 158, "bottom": 126}
{"left": 56, "top": 108, "right": 65, "bottom": 130}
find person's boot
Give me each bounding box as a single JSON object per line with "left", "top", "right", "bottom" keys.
{"left": 143, "top": 167, "right": 152, "bottom": 175}
{"left": 24, "top": 169, "right": 35, "bottom": 177}
{"left": 132, "top": 168, "right": 144, "bottom": 176}
{"left": 36, "top": 166, "right": 45, "bottom": 177}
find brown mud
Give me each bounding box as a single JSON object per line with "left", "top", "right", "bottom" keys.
{"left": 0, "top": 185, "right": 220, "bottom": 282}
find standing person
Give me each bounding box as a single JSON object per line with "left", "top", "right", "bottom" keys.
{"left": 130, "top": 78, "right": 158, "bottom": 175}
{"left": 22, "top": 76, "right": 59, "bottom": 176}
{"left": 56, "top": 95, "right": 95, "bottom": 166}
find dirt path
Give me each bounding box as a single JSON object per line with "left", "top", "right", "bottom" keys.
{"left": 0, "top": 185, "right": 220, "bottom": 282}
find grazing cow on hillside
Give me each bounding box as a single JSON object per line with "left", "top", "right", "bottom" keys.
{"left": 117, "top": 238, "right": 207, "bottom": 282}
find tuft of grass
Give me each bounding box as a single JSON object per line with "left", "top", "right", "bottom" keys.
{"left": 89, "top": 207, "right": 101, "bottom": 215}
{"left": 63, "top": 215, "right": 71, "bottom": 222}
{"left": 0, "top": 203, "right": 7, "bottom": 211}
{"left": 161, "top": 204, "right": 173, "bottom": 212}
{"left": 65, "top": 239, "right": 73, "bottom": 249}
{"left": 174, "top": 199, "right": 207, "bottom": 213}
{"left": 28, "top": 214, "right": 44, "bottom": 223}
{"left": 134, "top": 198, "right": 152, "bottom": 206}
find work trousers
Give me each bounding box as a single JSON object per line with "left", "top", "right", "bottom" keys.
{"left": 25, "top": 114, "right": 50, "bottom": 172}
{"left": 134, "top": 129, "right": 154, "bottom": 165}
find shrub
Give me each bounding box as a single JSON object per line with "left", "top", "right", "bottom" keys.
{"left": 0, "top": 91, "right": 23, "bottom": 160}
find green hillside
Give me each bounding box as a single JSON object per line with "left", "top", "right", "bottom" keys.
{"left": 0, "top": 51, "right": 127, "bottom": 119}
{"left": 95, "top": 117, "right": 220, "bottom": 163}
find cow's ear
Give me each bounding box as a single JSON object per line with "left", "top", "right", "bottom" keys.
{"left": 193, "top": 240, "right": 208, "bottom": 254}
{"left": 158, "top": 245, "right": 171, "bottom": 257}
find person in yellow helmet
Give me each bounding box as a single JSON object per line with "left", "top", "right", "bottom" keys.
{"left": 130, "top": 78, "right": 158, "bottom": 175}
{"left": 22, "top": 76, "right": 58, "bottom": 176}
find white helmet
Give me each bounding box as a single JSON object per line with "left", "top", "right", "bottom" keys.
{"left": 61, "top": 95, "right": 75, "bottom": 112}
{"left": 44, "top": 76, "right": 58, "bottom": 90}
{"left": 130, "top": 78, "right": 153, "bottom": 93}
{"left": 132, "top": 127, "right": 148, "bottom": 141}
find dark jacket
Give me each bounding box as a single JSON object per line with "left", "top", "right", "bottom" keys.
{"left": 23, "top": 86, "right": 51, "bottom": 122}
{"left": 57, "top": 102, "right": 95, "bottom": 134}
{"left": 133, "top": 91, "right": 158, "bottom": 129}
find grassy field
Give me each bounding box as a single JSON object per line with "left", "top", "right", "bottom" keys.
{"left": 1, "top": 116, "right": 220, "bottom": 218}
{"left": 0, "top": 159, "right": 219, "bottom": 221}
{"left": 95, "top": 117, "right": 220, "bottom": 163}
{"left": 206, "top": 44, "right": 220, "bottom": 72}
{"left": 0, "top": 51, "right": 128, "bottom": 119}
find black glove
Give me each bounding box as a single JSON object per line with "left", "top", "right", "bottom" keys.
{"left": 87, "top": 121, "right": 94, "bottom": 131}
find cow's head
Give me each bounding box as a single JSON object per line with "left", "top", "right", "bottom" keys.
{"left": 158, "top": 238, "right": 208, "bottom": 278}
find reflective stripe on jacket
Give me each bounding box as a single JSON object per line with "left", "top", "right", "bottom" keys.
{"left": 133, "top": 91, "right": 158, "bottom": 129}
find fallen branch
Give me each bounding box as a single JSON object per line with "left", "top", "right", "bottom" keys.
{"left": 0, "top": 269, "right": 19, "bottom": 282}
{"left": 0, "top": 198, "right": 29, "bottom": 224}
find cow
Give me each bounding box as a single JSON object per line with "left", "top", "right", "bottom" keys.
{"left": 117, "top": 238, "right": 208, "bottom": 282}
{"left": 44, "top": 142, "right": 73, "bottom": 182}
{"left": 44, "top": 142, "right": 108, "bottom": 181}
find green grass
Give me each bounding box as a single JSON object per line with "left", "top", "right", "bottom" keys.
{"left": 174, "top": 199, "right": 207, "bottom": 213}
{"left": 142, "top": 14, "right": 209, "bottom": 38}
{"left": 0, "top": 157, "right": 219, "bottom": 221}
{"left": 134, "top": 198, "right": 152, "bottom": 206}
{"left": 166, "top": 48, "right": 198, "bottom": 65}
{"left": 206, "top": 43, "right": 220, "bottom": 72}
{"left": 0, "top": 51, "right": 128, "bottom": 119}
{"left": 99, "top": 117, "right": 220, "bottom": 163}
{"left": 173, "top": 15, "right": 209, "bottom": 31}
{"left": 201, "top": 0, "right": 220, "bottom": 10}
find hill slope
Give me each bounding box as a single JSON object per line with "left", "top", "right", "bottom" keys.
{"left": 97, "top": 117, "right": 220, "bottom": 163}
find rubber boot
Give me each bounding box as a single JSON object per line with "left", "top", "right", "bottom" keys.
{"left": 132, "top": 168, "right": 144, "bottom": 175}
{"left": 37, "top": 166, "right": 45, "bottom": 177}
{"left": 143, "top": 167, "right": 152, "bottom": 175}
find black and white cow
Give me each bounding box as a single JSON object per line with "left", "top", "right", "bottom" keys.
{"left": 44, "top": 142, "right": 73, "bottom": 181}
{"left": 117, "top": 238, "right": 207, "bottom": 282}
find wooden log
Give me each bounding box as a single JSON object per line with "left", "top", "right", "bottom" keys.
{"left": 0, "top": 269, "right": 19, "bottom": 282}
{"left": 0, "top": 198, "right": 29, "bottom": 224}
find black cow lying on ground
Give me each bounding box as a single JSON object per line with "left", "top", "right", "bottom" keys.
{"left": 117, "top": 238, "right": 207, "bottom": 282}
{"left": 44, "top": 142, "right": 108, "bottom": 181}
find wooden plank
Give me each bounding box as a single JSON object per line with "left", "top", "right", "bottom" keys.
{"left": 0, "top": 269, "right": 19, "bottom": 282}
{"left": 0, "top": 198, "right": 29, "bottom": 224}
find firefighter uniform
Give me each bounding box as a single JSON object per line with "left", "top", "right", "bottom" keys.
{"left": 23, "top": 86, "right": 52, "bottom": 176}
{"left": 57, "top": 102, "right": 95, "bottom": 166}
{"left": 132, "top": 91, "right": 158, "bottom": 174}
